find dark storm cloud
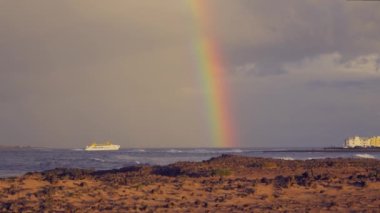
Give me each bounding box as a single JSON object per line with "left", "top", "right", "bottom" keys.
{"left": 213, "top": 0, "right": 380, "bottom": 76}
{"left": 215, "top": 0, "right": 380, "bottom": 147}
{"left": 0, "top": 0, "right": 379, "bottom": 148}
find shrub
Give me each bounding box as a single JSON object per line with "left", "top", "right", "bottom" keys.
{"left": 262, "top": 162, "right": 278, "bottom": 169}
{"left": 211, "top": 168, "right": 232, "bottom": 176}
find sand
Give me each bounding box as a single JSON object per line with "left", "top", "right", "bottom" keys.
{"left": 1, "top": 155, "right": 380, "bottom": 212}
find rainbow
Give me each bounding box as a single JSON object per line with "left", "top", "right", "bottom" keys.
{"left": 188, "top": 0, "right": 237, "bottom": 147}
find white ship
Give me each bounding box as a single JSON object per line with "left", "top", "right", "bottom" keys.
{"left": 85, "top": 141, "right": 120, "bottom": 151}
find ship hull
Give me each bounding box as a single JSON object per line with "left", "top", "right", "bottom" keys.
{"left": 85, "top": 145, "right": 120, "bottom": 151}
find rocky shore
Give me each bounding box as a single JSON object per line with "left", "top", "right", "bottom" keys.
{"left": 1, "top": 155, "right": 380, "bottom": 212}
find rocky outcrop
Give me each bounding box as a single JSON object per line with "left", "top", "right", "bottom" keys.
{"left": 1, "top": 155, "right": 380, "bottom": 212}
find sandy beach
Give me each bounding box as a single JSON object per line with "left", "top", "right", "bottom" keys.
{"left": 1, "top": 154, "right": 380, "bottom": 212}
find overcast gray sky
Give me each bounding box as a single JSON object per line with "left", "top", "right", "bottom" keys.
{"left": 1, "top": 0, "right": 380, "bottom": 148}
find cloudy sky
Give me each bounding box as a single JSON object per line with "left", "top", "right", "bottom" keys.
{"left": 1, "top": 0, "right": 380, "bottom": 148}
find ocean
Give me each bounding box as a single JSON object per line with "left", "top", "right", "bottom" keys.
{"left": 1, "top": 147, "right": 380, "bottom": 178}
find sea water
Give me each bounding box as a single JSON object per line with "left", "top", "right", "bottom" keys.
{"left": 1, "top": 148, "right": 380, "bottom": 177}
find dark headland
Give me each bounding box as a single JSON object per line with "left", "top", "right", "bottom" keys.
{"left": 1, "top": 155, "right": 380, "bottom": 212}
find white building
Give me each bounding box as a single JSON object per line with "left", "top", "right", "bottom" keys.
{"left": 345, "top": 136, "right": 373, "bottom": 148}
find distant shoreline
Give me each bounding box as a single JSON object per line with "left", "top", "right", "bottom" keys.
{"left": 0, "top": 145, "right": 35, "bottom": 150}
{"left": 263, "top": 147, "right": 380, "bottom": 153}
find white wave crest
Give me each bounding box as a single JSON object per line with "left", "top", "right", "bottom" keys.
{"left": 167, "top": 149, "right": 183, "bottom": 153}
{"left": 91, "top": 158, "right": 106, "bottom": 162}
{"left": 306, "top": 157, "right": 327, "bottom": 160}
{"left": 355, "top": 154, "right": 375, "bottom": 159}
{"left": 275, "top": 157, "right": 295, "bottom": 161}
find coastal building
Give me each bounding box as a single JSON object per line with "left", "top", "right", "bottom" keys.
{"left": 368, "top": 136, "right": 380, "bottom": 147}
{"left": 345, "top": 136, "right": 380, "bottom": 148}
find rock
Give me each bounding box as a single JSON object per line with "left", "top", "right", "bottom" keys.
{"left": 152, "top": 166, "right": 182, "bottom": 177}
{"left": 243, "top": 188, "right": 255, "bottom": 194}
{"left": 1, "top": 155, "right": 380, "bottom": 212}
{"left": 295, "top": 172, "right": 311, "bottom": 186}
{"left": 274, "top": 175, "right": 291, "bottom": 188}
{"left": 260, "top": 177, "right": 271, "bottom": 185}
{"left": 321, "top": 201, "right": 335, "bottom": 208}
{"left": 202, "top": 202, "right": 208, "bottom": 208}
{"left": 352, "top": 181, "right": 366, "bottom": 187}
{"left": 194, "top": 200, "right": 201, "bottom": 205}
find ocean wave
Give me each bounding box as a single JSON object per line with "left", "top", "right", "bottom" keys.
{"left": 91, "top": 158, "right": 106, "bottom": 162}
{"left": 113, "top": 155, "right": 132, "bottom": 160}
{"left": 224, "top": 149, "right": 243, "bottom": 153}
{"left": 306, "top": 156, "right": 328, "bottom": 160}
{"left": 177, "top": 149, "right": 243, "bottom": 154}
{"left": 355, "top": 154, "right": 376, "bottom": 159}
{"left": 167, "top": 149, "right": 183, "bottom": 153}
{"left": 124, "top": 149, "right": 146, "bottom": 153}
{"left": 275, "top": 157, "right": 294, "bottom": 161}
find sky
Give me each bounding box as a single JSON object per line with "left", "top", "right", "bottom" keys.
{"left": 1, "top": 0, "right": 380, "bottom": 148}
